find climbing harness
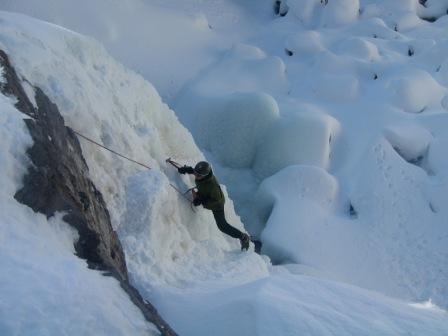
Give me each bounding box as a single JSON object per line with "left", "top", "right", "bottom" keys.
{"left": 71, "top": 129, "right": 196, "bottom": 211}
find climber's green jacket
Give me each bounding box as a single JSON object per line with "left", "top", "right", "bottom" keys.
{"left": 195, "top": 172, "right": 225, "bottom": 211}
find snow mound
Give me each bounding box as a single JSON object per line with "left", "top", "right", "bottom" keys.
{"left": 228, "top": 43, "right": 266, "bottom": 60}
{"left": 349, "top": 17, "right": 399, "bottom": 39}
{"left": 253, "top": 112, "right": 339, "bottom": 179}
{"left": 178, "top": 92, "right": 279, "bottom": 168}
{"left": 320, "top": 0, "right": 360, "bottom": 28}
{"left": 256, "top": 166, "right": 338, "bottom": 263}
{"left": 189, "top": 43, "right": 288, "bottom": 95}
{"left": 286, "top": 0, "right": 321, "bottom": 25}
{"left": 383, "top": 124, "right": 432, "bottom": 163}
{"left": 385, "top": 69, "right": 445, "bottom": 113}
{"left": 419, "top": 0, "right": 448, "bottom": 21}
{"left": 285, "top": 30, "right": 325, "bottom": 55}
{"left": 335, "top": 37, "right": 380, "bottom": 62}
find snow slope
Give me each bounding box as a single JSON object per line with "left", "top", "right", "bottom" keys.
{"left": 0, "top": 9, "right": 261, "bottom": 293}
{"left": 1, "top": 3, "right": 448, "bottom": 336}
{"left": 0, "top": 77, "right": 158, "bottom": 335}
{"left": 154, "top": 272, "right": 448, "bottom": 336}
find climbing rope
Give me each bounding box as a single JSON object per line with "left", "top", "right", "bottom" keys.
{"left": 72, "top": 130, "right": 152, "bottom": 170}
{"left": 71, "top": 128, "right": 195, "bottom": 210}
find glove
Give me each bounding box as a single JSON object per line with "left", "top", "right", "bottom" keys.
{"left": 193, "top": 198, "right": 202, "bottom": 206}
{"left": 178, "top": 165, "right": 189, "bottom": 174}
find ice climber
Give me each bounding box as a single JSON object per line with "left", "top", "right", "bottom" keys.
{"left": 177, "top": 161, "right": 251, "bottom": 251}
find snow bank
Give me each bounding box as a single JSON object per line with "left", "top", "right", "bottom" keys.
{"left": 154, "top": 273, "right": 448, "bottom": 336}
{"left": 0, "top": 92, "right": 158, "bottom": 335}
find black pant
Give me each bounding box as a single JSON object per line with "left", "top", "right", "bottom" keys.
{"left": 212, "top": 210, "right": 244, "bottom": 239}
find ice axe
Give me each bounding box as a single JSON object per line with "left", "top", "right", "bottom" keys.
{"left": 166, "top": 158, "right": 198, "bottom": 211}
{"left": 166, "top": 157, "right": 182, "bottom": 169}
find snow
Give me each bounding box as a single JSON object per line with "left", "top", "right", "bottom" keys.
{"left": 253, "top": 112, "right": 339, "bottom": 179}
{"left": 383, "top": 124, "right": 432, "bottom": 163}
{"left": 335, "top": 37, "right": 381, "bottom": 61}
{"left": 385, "top": 68, "right": 445, "bottom": 113}
{"left": 256, "top": 165, "right": 339, "bottom": 263}
{"left": 320, "top": 0, "right": 361, "bottom": 28}
{"left": 1, "top": 0, "right": 448, "bottom": 335}
{"left": 419, "top": 0, "right": 448, "bottom": 20}
{"left": 154, "top": 273, "right": 448, "bottom": 336}
{"left": 177, "top": 92, "right": 280, "bottom": 168}
{"left": 0, "top": 8, "right": 263, "bottom": 289}
{"left": 285, "top": 30, "right": 325, "bottom": 54}
{"left": 0, "top": 94, "right": 158, "bottom": 335}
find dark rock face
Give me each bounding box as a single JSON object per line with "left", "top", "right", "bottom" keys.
{"left": 0, "top": 50, "right": 177, "bottom": 336}
{"left": 0, "top": 51, "right": 128, "bottom": 279}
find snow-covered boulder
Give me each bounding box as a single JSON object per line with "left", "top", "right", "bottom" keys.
{"left": 335, "top": 37, "right": 381, "bottom": 62}
{"left": 253, "top": 112, "right": 339, "bottom": 179}
{"left": 418, "top": 0, "right": 448, "bottom": 21}
{"left": 285, "top": 30, "right": 325, "bottom": 55}
{"left": 178, "top": 92, "right": 280, "bottom": 169}
{"left": 256, "top": 165, "right": 338, "bottom": 263}
{"left": 383, "top": 124, "right": 432, "bottom": 164}
{"left": 385, "top": 69, "right": 446, "bottom": 113}
{"left": 320, "top": 0, "right": 360, "bottom": 28}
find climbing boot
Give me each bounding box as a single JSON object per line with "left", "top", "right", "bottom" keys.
{"left": 240, "top": 233, "right": 250, "bottom": 251}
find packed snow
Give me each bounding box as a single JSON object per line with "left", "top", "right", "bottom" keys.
{"left": 1, "top": 0, "right": 448, "bottom": 335}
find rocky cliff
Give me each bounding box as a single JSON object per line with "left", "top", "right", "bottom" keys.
{"left": 0, "top": 50, "right": 177, "bottom": 336}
